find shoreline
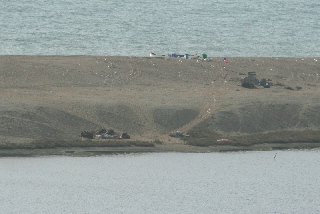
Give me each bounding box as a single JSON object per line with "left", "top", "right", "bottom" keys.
{"left": 1, "top": 141, "right": 320, "bottom": 157}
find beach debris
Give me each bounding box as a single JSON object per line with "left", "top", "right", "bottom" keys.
{"left": 81, "top": 131, "right": 94, "bottom": 139}
{"left": 81, "top": 129, "right": 130, "bottom": 140}
{"left": 121, "top": 133, "right": 131, "bottom": 139}
{"left": 258, "top": 78, "right": 273, "bottom": 88}
{"left": 241, "top": 72, "right": 273, "bottom": 89}
{"left": 241, "top": 72, "right": 259, "bottom": 88}
{"left": 150, "top": 52, "right": 210, "bottom": 60}
{"left": 149, "top": 53, "right": 166, "bottom": 58}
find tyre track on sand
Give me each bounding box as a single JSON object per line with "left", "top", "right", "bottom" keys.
{"left": 177, "top": 101, "right": 217, "bottom": 134}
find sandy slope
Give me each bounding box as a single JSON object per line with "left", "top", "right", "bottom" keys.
{"left": 0, "top": 55, "right": 320, "bottom": 144}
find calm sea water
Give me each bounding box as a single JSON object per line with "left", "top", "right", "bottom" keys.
{"left": 1, "top": 150, "right": 320, "bottom": 214}
{"left": 1, "top": 0, "right": 319, "bottom": 57}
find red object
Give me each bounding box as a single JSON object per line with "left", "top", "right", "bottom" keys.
{"left": 223, "top": 60, "right": 227, "bottom": 63}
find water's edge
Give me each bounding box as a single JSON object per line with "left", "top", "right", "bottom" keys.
{"left": 1, "top": 142, "right": 320, "bottom": 157}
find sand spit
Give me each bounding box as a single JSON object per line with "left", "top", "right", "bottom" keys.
{"left": 0, "top": 56, "right": 320, "bottom": 155}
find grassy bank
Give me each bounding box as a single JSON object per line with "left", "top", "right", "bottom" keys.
{"left": 1, "top": 129, "right": 320, "bottom": 157}
{"left": 0, "top": 138, "right": 155, "bottom": 150}
{"left": 183, "top": 129, "right": 320, "bottom": 145}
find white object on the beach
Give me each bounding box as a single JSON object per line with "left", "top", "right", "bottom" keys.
{"left": 217, "top": 139, "right": 234, "bottom": 143}
{"left": 149, "top": 53, "right": 164, "bottom": 58}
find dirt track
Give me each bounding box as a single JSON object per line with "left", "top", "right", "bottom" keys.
{"left": 1, "top": 56, "right": 320, "bottom": 144}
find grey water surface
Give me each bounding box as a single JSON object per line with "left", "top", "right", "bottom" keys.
{"left": 1, "top": 0, "right": 319, "bottom": 56}
{"left": 1, "top": 150, "right": 320, "bottom": 213}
